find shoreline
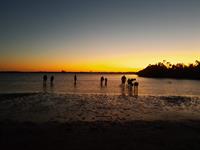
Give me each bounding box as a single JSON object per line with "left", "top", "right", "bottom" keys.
{"left": 1, "top": 93, "right": 200, "bottom": 149}
{"left": 0, "top": 92, "right": 200, "bottom": 97}
{"left": 1, "top": 93, "right": 200, "bottom": 122}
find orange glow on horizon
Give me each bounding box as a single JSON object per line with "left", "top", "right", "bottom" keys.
{"left": 0, "top": 49, "right": 199, "bottom": 72}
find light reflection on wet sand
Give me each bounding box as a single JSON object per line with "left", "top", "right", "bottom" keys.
{"left": 1, "top": 93, "right": 200, "bottom": 123}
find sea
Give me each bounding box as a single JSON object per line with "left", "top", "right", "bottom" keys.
{"left": 0, "top": 73, "right": 200, "bottom": 96}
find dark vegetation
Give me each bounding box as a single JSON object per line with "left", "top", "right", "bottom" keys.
{"left": 137, "top": 60, "right": 200, "bottom": 79}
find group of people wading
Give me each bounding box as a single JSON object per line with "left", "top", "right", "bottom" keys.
{"left": 43, "top": 75, "right": 54, "bottom": 87}
{"left": 43, "top": 74, "right": 77, "bottom": 86}
{"left": 42, "top": 74, "right": 139, "bottom": 96}
{"left": 100, "top": 76, "right": 108, "bottom": 87}
{"left": 121, "top": 75, "right": 139, "bottom": 96}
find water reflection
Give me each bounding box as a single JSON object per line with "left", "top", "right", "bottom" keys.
{"left": 50, "top": 83, "right": 54, "bottom": 93}
{"left": 120, "top": 84, "right": 126, "bottom": 96}
{"left": 74, "top": 82, "right": 77, "bottom": 88}
{"left": 134, "top": 83, "right": 139, "bottom": 97}
{"left": 43, "top": 83, "right": 47, "bottom": 93}
{"left": 72, "top": 81, "right": 78, "bottom": 94}
{"left": 128, "top": 86, "right": 133, "bottom": 96}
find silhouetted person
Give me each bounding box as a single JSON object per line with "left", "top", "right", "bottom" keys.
{"left": 134, "top": 82, "right": 139, "bottom": 97}
{"left": 121, "top": 75, "right": 126, "bottom": 84}
{"left": 50, "top": 76, "right": 54, "bottom": 86}
{"left": 100, "top": 76, "right": 104, "bottom": 87}
{"left": 127, "top": 78, "right": 136, "bottom": 87}
{"left": 127, "top": 79, "right": 132, "bottom": 86}
{"left": 127, "top": 78, "right": 133, "bottom": 96}
{"left": 43, "top": 75, "right": 47, "bottom": 93}
{"left": 105, "top": 78, "right": 108, "bottom": 86}
{"left": 74, "top": 74, "right": 77, "bottom": 85}
{"left": 43, "top": 75, "right": 47, "bottom": 84}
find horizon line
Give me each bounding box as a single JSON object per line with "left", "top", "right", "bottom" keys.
{"left": 0, "top": 71, "right": 138, "bottom": 74}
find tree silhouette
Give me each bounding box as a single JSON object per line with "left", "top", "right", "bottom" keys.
{"left": 137, "top": 60, "right": 200, "bottom": 79}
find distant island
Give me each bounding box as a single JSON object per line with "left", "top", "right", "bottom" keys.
{"left": 137, "top": 60, "right": 200, "bottom": 79}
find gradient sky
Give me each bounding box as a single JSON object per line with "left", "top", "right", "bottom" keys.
{"left": 0, "top": 0, "right": 200, "bottom": 72}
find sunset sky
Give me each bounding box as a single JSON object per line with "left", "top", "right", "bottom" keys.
{"left": 0, "top": 0, "right": 200, "bottom": 72}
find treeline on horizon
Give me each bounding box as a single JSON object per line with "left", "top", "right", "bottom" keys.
{"left": 137, "top": 60, "right": 200, "bottom": 79}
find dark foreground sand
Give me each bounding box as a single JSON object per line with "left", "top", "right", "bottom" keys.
{"left": 1, "top": 120, "right": 200, "bottom": 150}
{"left": 1, "top": 93, "right": 200, "bottom": 150}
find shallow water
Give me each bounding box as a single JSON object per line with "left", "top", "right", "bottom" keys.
{"left": 0, "top": 73, "right": 200, "bottom": 96}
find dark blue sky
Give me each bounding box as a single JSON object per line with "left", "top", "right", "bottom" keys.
{"left": 1, "top": 0, "right": 200, "bottom": 71}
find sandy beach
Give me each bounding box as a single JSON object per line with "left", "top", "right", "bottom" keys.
{"left": 1, "top": 93, "right": 200, "bottom": 149}
{"left": 2, "top": 120, "right": 200, "bottom": 150}
{"left": 1, "top": 93, "right": 200, "bottom": 122}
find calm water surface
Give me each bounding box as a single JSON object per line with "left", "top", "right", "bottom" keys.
{"left": 0, "top": 73, "right": 200, "bottom": 96}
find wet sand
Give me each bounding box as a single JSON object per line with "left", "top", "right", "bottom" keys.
{"left": 1, "top": 93, "right": 200, "bottom": 149}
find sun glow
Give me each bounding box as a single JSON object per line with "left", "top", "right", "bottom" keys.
{"left": 0, "top": 49, "right": 199, "bottom": 72}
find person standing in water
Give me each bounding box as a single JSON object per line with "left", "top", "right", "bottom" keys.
{"left": 105, "top": 78, "right": 108, "bottom": 86}
{"left": 100, "top": 76, "right": 104, "bottom": 87}
{"left": 121, "top": 75, "right": 126, "bottom": 84}
{"left": 74, "top": 74, "right": 77, "bottom": 85}
{"left": 43, "top": 75, "right": 47, "bottom": 92}
{"left": 50, "top": 75, "right": 54, "bottom": 86}
{"left": 127, "top": 78, "right": 134, "bottom": 96}
{"left": 43, "top": 75, "right": 47, "bottom": 85}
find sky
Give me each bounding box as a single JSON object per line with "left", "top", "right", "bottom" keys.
{"left": 0, "top": 0, "right": 200, "bottom": 72}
